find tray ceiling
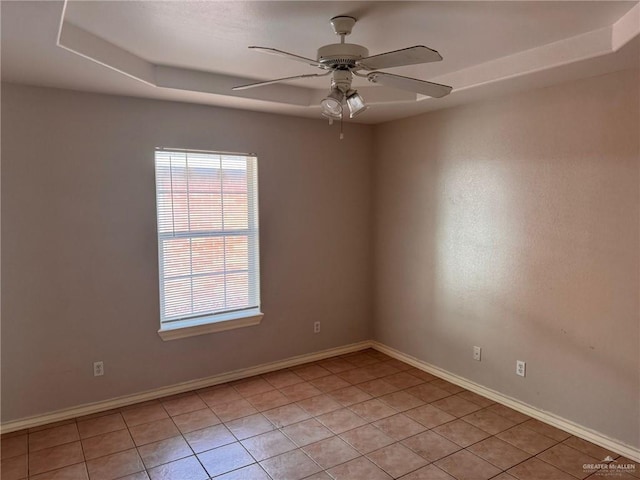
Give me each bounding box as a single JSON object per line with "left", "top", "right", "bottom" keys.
{"left": 1, "top": 1, "right": 638, "bottom": 124}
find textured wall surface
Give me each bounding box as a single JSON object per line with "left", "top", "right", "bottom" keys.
{"left": 1, "top": 84, "right": 374, "bottom": 421}
{"left": 373, "top": 69, "right": 639, "bottom": 448}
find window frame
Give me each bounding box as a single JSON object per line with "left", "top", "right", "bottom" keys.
{"left": 154, "top": 147, "right": 263, "bottom": 341}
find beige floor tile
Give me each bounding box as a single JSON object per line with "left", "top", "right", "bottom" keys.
{"left": 405, "top": 383, "right": 451, "bottom": 403}
{"left": 129, "top": 418, "right": 179, "bottom": 446}
{"left": 405, "top": 404, "right": 456, "bottom": 429}
{"left": 383, "top": 372, "right": 425, "bottom": 390}
{"left": 197, "top": 442, "right": 254, "bottom": 477}
{"left": 280, "top": 382, "right": 323, "bottom": 402}
{"left": 282, "top": 419, "right": 333, "bottom": 447}
{"left": 117, "top": 472, "right": 149, "bottom": 480}
{"left": 327, "top": 386, "right": 373, "bottom": 406}
{"left": 137, "top": 435, "right": 192, "bottom": 469}
{"left": 521, "top": 418, "right": 572, "bottom": 442}
{"left": 260, "top": 449, "right": 323, "bottom": 480}
{"left": 1, "top": 434, "right": 27, "bottom": 459}
{"left": 402, "top": 430, "right": 461, "bottom": 462}
{"left": 616, "top": 457, "right": 640, "bottom": 478}
{"left": 339, "top": 424, "right": 395, "bottom": 454}
{"left": 432, "top": 395, "right": 483, "bottom": 417}
{"left": 318, "top": 358, "right": 358, "bottom": 374}
{"left": 81, "top": 428, "right": 134, "bottom": 460}
{"left": 435, "top": 449, "right": 502, "bottom": 480}
{"left": 215, "top": 463, "right": 272, "bottom": 480}
{"left": 562, "top": 436, "right": 619, "bottom": 461}
{"left": 171, "top": 408, "right": 220, "bottom": 434}
{"left": 373, "top": 413, "right": 427, "bottom": 441}
{"left": 316, "top": 408, "right": 367, "bottom": 434}
{"left": 210, "top": 398, "right": 258, "bottom": 422}
{"left": 296, "top": 394, "right": 342, "bottom": 416}
{"left": 262, "top": 370, "right": 305, "bottom": 389}
{"left": 160, "top": 394, "right": 206, "bottom": 417}
{"left": 432, "top": 419, "right": 491, "bottom": 447}
{"left": 431, "top": 379, "right": 466, "bottom": 394}
{"left": 197, "top": 385, "right": 242, "bottom": 407}
{"left": 508, "top": 457, "right": 576, "bottom": 480}
{"left": 121, "top": 404, "right": 169, "bottom": 428}
{"left": 497, "top": 424, "right": 559, "bottom": 455}
{"left": 349, "top": 399, "right": 397, "bottom": 422}
{"left": 406, "top": 368, "right": 438, "bottom": 382}
{"left": 379, "top": 390, "right": 424, "bottom": 412}
{"left": 327, "top": 456, "right": 392, "bottom": 480}
{"left": 462, "top": 408, "right": 517, "bottom": 435}
{"left": 381, "top": 359, "right": 413, "bottom": 371}
{"left": 292, "top": 364, "right": 332, "bottom": 381}
{"left": 183, "top": 424, "right": 235, "bottom": 453}
{"left": 225, "top": 413, "right": 274, "bottom": 440}
{"left": 233, "top": 377, "right": 275, "bottom": 398}
{"left": 302, "top": 436, "right": 359, "bottom": 469}
{"left": 16, "top": 351, "right": 599, "bottom": 480}
{"left": 467, "top": 436, "right": 531, "bottom": 469}
{"left": 337, "top": 367, "right": 378, "bottom": 384}
{"left": 487, "top": 404, "right": 531, "bottom": 424}
{"left": 357, "top": 379, "right": 400, "bottom": 397}
{"left": 29, "top": 462, "right": 89, "bottom": 480}
{"left": 400, "top": 464, "right": 456, "bottom": 480}
{"left": 367, "top": 443, "right": 428, "bottom": 478}
{"left": 241, "top": 429, "right": 296, "bottom": 461}
{"left": 29, "top": 420, "right": 76, "bottom": 433}
{"left": 536, "top": 443, "right": 600, "bottom": 479}
{"left": 77, "top": 413, "right": 126, "bottom": 439}
{"left": 455, "top": 391, "right": 496, "bottom": 408}
{"left": 1, "top": 454, "right": 28, "bottom": 480}
{"left": 246, "top": 389, "right": 291, "bottom": 411}
{"left": 147, "top": 455, "right": 208, "bottom": 480}
{"left": 29, "top": 423, "right": 80, "bottom": 452}
{"left": 262, "top": 404, "right": 312, "bottom": 428}
{"left": 309, "top": 375, "right": 351, "bottom": 393}
{"left": 86, "top": 448, "right": 145, "bottom": 480}
{"left": 29, "top": 441, "right": 84, "bottom": 476}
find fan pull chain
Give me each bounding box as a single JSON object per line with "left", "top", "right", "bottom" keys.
{"left": 340, "top": 114, "right": 344, "bottom": 140}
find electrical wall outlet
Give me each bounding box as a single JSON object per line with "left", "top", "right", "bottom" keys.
{"left": 473, "top": 346, "right": 482, "bottom": 361}
{"left": 93, "top": 361, "right": 104, "bottom": 377}
{"left": 313, "top": 321, "right": 321, "bottom": 334}
{"left": 516, "top": 360, "right": 526, "bottom": 377}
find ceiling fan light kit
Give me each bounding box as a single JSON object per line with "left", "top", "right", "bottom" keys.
{"left": 233, "top": 15, "right": 452, "bottom": 129}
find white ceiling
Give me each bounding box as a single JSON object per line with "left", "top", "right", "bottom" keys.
{"left": 2, "top": 1, "right": 639, "bottom": 124}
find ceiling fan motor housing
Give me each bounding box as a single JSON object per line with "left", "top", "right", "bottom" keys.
{"left": 317, "top": 43, "right": 369, "bottom": 69}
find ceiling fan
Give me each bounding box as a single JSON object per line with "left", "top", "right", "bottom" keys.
{"left": 233, "top": 15, "right": 452, "bottom": 120}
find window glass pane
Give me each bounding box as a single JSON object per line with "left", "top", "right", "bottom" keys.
{"left": 155, "top": 149, "right": 260, "bottom": 324}
{"left": 225, "top": 236, "right": 248, "bottom": 271}
{"left": 192, "top": 237, "right": 225, "bottom": 275}
{"left": 162, "top": 238, "right": 191, "bottom": 278}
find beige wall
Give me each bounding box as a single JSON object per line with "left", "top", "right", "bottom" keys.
{"left": 2, "top": 69, "right": 639, "bottom": 450}
{"left": 373, "top": 68, "right": 640, "bottom": 448}
{"left": 0, "top": 84, "right": 374, "bottom": 422}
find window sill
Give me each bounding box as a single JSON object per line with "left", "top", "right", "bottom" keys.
{"left": 158, "top": 310, "right": 264, "bottom": 341}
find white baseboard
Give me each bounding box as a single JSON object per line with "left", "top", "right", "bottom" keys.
{"left": 371, "top": 341, "right": 640, "bottom": 462}
{"left": 4, "top": 338, "right": 638, "bottom": 463}
{"left": 0, "top": 340, "right": 372, "bottom": 434}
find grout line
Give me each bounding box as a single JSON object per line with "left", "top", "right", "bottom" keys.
{"left": 19, "top": 350, "right": 619, "bottom": 480}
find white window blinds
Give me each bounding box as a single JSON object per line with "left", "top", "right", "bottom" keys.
{"left": 154, "top": 149, "right": 260, "bottom": 325}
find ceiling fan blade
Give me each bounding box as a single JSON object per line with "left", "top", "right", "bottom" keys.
{"left": 357, "top": 46, "right": 442, "bottom": 71}
{"left": 249, "top": 46, "right": 323, "bottom": 68}
{"left": 367, "top": 72, "right": 452, "bottom": 98}
{"left": 232, "top": 72, "right": 330, "bottom": 91}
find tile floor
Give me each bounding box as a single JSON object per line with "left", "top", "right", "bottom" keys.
{"left": 1, "top": 349, "right": 638, "bottom": 480}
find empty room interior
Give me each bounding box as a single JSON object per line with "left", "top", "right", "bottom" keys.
{"left": 1, "top": 1, "right": 639, "bottom": 479}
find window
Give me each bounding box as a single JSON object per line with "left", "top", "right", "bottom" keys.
{"left": 154, "top": 148, "right": 262, "bottom": 340}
